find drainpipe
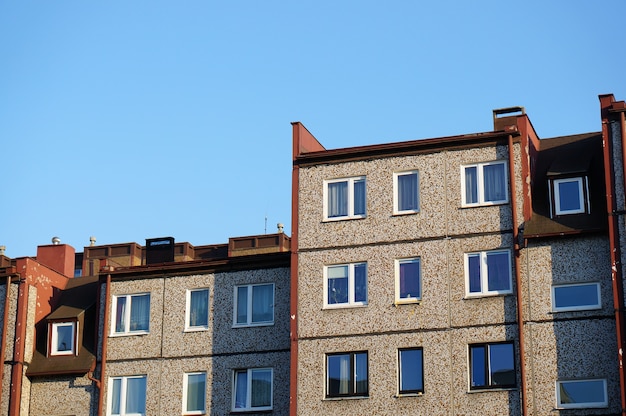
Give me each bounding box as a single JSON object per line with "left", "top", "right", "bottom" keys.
{"left": 87, "top": 275, "right": 103, "bottom": 404}
{"left": 8, "top": 277, "right": 28, "bottom": 415}
{"left": 508, "top": 134, "right": 528, "bottom": 416}
{"left": 289, "top": 159, "right": 299, "bottom": 416}
{"left": 0, "top": 274, "right": 13, "bottom": 411}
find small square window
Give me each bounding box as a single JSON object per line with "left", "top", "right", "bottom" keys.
{"left": 398, "top": 348, "right": 423, "bottom": 394}
{"left": 469, "top": 342, "right": 516, "bottom": 390}
{"left": 234, "top": 284, "right": 274, "bottom": 327}
{"left": 111, "top": 293, "right": 150, "bottom": 335}
{"left": 462, "top": 161, "right": 508, "bottom": 206}
{"left": 324, "top": 177, "right": 366, "bottom": 220}
{"left": 395, "top": 258, "right": 421, "bottom": 303}
{"left": 465, "top": 250, "right": 512, "bottom": 297}
{"left": 326, "top": 351, "right": 368, "bottom": 398}
{"left": 551, "top": 177, "right": 588, "bottom": 215}
{"left": 552, "top": 282, "right": 601, "bottom": 312}
{"left": 183, "top": 372, "right": 206, "bottom": 415}
{"left": 556, "top": 379, "right": 608, "bottom": 409}
{"left": 232, "top": 368, "right": 273, "bottom": 412}
{"left": 324, "top": 263, "right": 367, "bottom": 308}
{"left": 394, "top": 171, "right": 419, "bottom": 214}
{"left": 108, "top": 375, "right": 147, "bottom": 416}
{"left": 186, "top": 289, "right": 209, "bottom": 331}
{"left": 50, "top": 321, "right": 76, "bottom": 356}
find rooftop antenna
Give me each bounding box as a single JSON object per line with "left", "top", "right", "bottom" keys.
{"left": 264, "top": 214, "right": 268, "bottom": 234}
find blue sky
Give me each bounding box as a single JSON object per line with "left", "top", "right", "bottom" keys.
{"left": 1, "top": 1, "right": 625, "bottom": 258}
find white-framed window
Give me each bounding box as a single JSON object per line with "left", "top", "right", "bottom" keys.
{"left": 556, "top": 379, "right": 608, "bottom": 409}
{"left": 108, "top": 375, "right": 147, "bottom": 416}
{"left": 552, "top": 282, "right": 601, "bottom": 312}
{"left": 111, "top": 293, "right": 150, "bottom": 335}
{"left": 551, "top": 177, "right": 589, "bottom": 215}
{"left": 465, "top": 250, "right": 512, "bottom": 297}
{"left": 49, "top": 321, "right": 76, "bottom": 356}
{"left": 232, "top": 368, "right": 273, "bottom": 412}
{"left": 233, "top": 283, "right": 274, "bottom": 327}
{"left": 398, "top": 348, "right": 423, "bottom": 395}
{"left": 469, "top": 342, "right": 516, "bottom": 390}
{"left": 393, "top": 171, "right": 419, "bottom": 214}
{"left": 324, "top": 263, "right": 367, "bottom": 308}
{"left": 324, "top": 176, "right": 366, "bottom": 220}
{"left": 461, "top": 161, "right": 508, "bottom": 206}
{"left": 183, "top": 372, "right": 206, "bottom": 415}
{"left": 185, "top": 289, "right": 209, "bottom": 331}
{"left": 395, "top": 258, "right": 421, "bottom": 304}
{"left": 326, "top": 351, "right": 368, "bottom": 398}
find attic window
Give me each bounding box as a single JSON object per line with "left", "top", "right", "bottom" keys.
{"left": 49, "top": 321, "right": 77, "bottom": 356}
{"left": 550, "top": 177, "right": 589, "bottom": 216}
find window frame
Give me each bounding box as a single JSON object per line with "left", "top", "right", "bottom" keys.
{"left": 107, "top": 374, "right": 147, "bottom": 416}
{"left": 398, "top": 347, "right": 424, "bottom": 395}
{"left": 323, "top": 262, "right": 368, "bottom": 308}
{"left": 556, "top": 379, "right": 608, "bottom": 409}
{"left": 461, "top": 160, "right": 509, "bottom": 207}
{"left": 550, "top": 176, "right": 589, "bottom": 216}
{"left": 233, "top": 283, "right": 275, "bottom": 327}
{"left": 394, "top": 257, "right": 422, "bottom": 304}
{"left": 325, "top": 351, "right": 369, "bottom": 398}
{"left": 464, "top": 249, "right": 512, "bottom": 297}
{"left": 185, "top": 288, "right": 209, "bottom": 332}
{"left": 182, "top": 372, "right": 207, "bottom": 415}
{"left": 110, "top": 293, "right": 151, "bottom": 336}
{"left": 551, "top": 282, "right": 601, "bottom": 312}
{"left": 232, "top": 367, "right": 273, "bottom": 412}
{"left": 49, "top": 320, "right": 77, "bottom": 356}
{"left": 468, "top": 341, "right": 516, "bottom": 391}
{"left": 393, "top": 170, "right": 420, "bottom": 215}
{"left": 323, "top": 176, "right": 366, "bottom": 221}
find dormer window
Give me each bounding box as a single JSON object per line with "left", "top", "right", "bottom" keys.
{"left": 550, "top": 176, "right": 589, "bottom": 216}
{"left": 49, "top": 321, "right": 77, "bottom": 356}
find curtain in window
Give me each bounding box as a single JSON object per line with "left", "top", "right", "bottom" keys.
{"left": 465, "top": 166, "right": 478, "bottom": 204}
{"left": 236, "top": 287, "right": 248, "bottom": 324}
{"left": 56, "top": 324, "right": 73, "bottom": 352}
{"left": 115, "top": 297, "right": 127, "bottom": 333}
{"left": 353, "top": 179, "right": 366, "bottom": 215}
{"left": 354, "top": 352, "right": 368, "bottom": 394}
{"left": 110, "top": 378, "right": 121, "bottom": 415}
{"left": 252, "top": 285, "right": 273, "bottom": 323}
{"left": 234, "top": 371, "right": 247, "bottom": 409}
{"left": 467, "top": 254, "right": 481, "bottom": 293}
{"left": 399, "top": 261, "right": 420, "bottom": 299}
{"left": 130, "top": 295, "right": 150, "bottom": 331}
{"left": 327, "top": 266, "right": 348, "bottom": 304}
{"left": 398, "top": 173, "right": 418, "bottom": 211}
{"left": 125, "top": 377, "right": 146, "bottom": 414}
{"left": 328, "top": 182, "right": 348, "bottom": 217}
{"left": 354, "top": 264, "right": 367, "bottom": 303}
{"left": 186, "top": 373, "right": 206, "bottom": 412}
{"left": 487, "top": 252, "right": 510, "bottom": 291}
{"left": 483, "top": 164, "right": 506, "bottom": 202}
{"left": 189, "top": 290, "right": 208, "bottom": 327}
{"left": 251, "top": 369, "right": 272, "bottom": 407}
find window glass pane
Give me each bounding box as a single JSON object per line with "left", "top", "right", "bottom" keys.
{"left": 327, "top": 266, "right": 349, "bottom": 304}
{"left": 236, "top": 287, "right": 248, "bottom": 324}
{"left": 399, "top": 260, "right": 421, "bottom": 299}
{"left": 328, "top": 181, "right": 348, "bottom": 217}
{"left": 354, "top": 263, "right": 367, "bottom": 303}
{"left": 111, "top": 378, "right": 121, "bottom": 415}
{"left": 353, "top": 179, "right": 366, "bottom": 216}
{"left": 115, "top": 297, "right": 127, "bottom": 333}
{"left": 470, "top": 345, "right": 486, "bottom": 388}
{"left": 483, "top": 163, "right": 506, "bottom": 202}
{"left": 125, "top": 377, "right": 147, "bottom": 414}
{"left": 558, "top": 180, "right": 582, "bottom": 212}
{"left": 468, "top": 254, "right": 481, "bottom": 293}
{"left": 56, "top": 324, "right": 73, "bottom": 352}
{"left": 559, "top": 380, "right": 606, "bottom": 405}
{"left": 252, "top": 285, "right": 274, "bottom": 323}
{"left": 327, "top": 354, "right": 350, "bottom": 396}
{"left": 486, "top": 252, "right": 510, "bottom": 291}
{"left": 355, "top": 352, "right": 368, "bottom": 395}
{"left": 234, "top": 370, "right": 247, "bottom": 409}
{"left": 554, "top": 284, "right": 600, "bottom": 310}
{"left": 398, "top": 173, "right": 418, "bottom": 211}
{"left": 399, "top": 349, "right": 423, "bottom": 393}
{"left": 189, "top": 290, "right": 208, "bottom": 328}
{"left": 464, "top": 166, "right": 478, "bottom": 204}
{"left": 130, "top": 294, "right": 150, "bottom": 331}
{"left": 251, "top": 369, "right": 272, "bottom": 408}
{"left": 186, "top": 373, "right": 206, "bottom": 412}
{"left": 489, "top": 343, "right": 515, "bottom": 386}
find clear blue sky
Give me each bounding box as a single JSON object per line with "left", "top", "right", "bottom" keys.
{"left": 2, "top": 1, "right": 625, "bottom": 258}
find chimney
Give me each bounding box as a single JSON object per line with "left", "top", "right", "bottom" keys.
{"left": 145, "top": 237, "right": 175, "bottom": 265}
{"left": 36, "top": 237, "right": 76, "bottom": 277}
{"left": 493, "top": 106, "right": 524, "bottom": 131}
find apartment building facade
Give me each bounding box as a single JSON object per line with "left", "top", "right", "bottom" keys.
{"left": 289, "top": 94, "right": 626, "bottom": 415}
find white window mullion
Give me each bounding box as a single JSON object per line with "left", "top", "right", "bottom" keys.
{"left": 246, "top": 287, "right": 253, "bottom": 325}
{"left": 477, "top": 165, "right": 484, "bottom": 204}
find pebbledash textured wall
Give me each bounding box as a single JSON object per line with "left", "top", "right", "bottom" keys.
{"left": 28, "top": 375, "right": 96, "bottom": 416}
{"left": 295, "top": 141, "right": 526, "bottom": 415}
{"left": 103, "top": 267, "right": 290, "bottom": 415}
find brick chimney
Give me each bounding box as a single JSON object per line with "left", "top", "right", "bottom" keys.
{"left": 36, "top": 238, "right": 76, "bottom": 277}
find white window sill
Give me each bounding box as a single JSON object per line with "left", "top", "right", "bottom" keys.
{"left": 323, "top": 395, "right": 369, "bottom": 401}
{"left": 460, "top": 201, "right": 509, "bottom": 209}
{"left": 394, "top": 392, "right": 423, "bottom": 398}
{"left": 467, "top": 387, "right": 517, "bottom": 394}
{"left": 322, "top": 304, "right": 368, "bottom": 310}
{"left": 184, "top": 327, "right": 210, "bottom": 333}
{"left": 232, "top": 322, "right": 275, "bottom": 329}
{"left": 463, "top": 292, "right": 512, "bottom": 300}
{"left": 109, "top": 331, "right": 149, "bottom": 337}
{"left": 394, "top": 299, "right": 421, "bottom": 306}
{"left": 392, "top": 210, "right": 420, "bottom": 216}
{"left": 322, "top": 215, "right": 367, "bottom": 222}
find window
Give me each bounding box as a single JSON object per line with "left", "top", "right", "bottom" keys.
{"left": 324, "top": 263, "right": 367, "bottom": 307}
{"left": 398, "top": 348, "right": 423, "bottom": 395}
{"left": 111, "top": 294, "right": 150, "bottom": 335}
{"left": 183, "top": 372, "right": 206, "bottom": 415}
{"left": 465, "top": 250, "right": 512, "bottom": 296}
{"left": 326, "top": 351, "right": 368, "bottom": 398}
{"left": 395, "top": 258, "right": 421, "bottom": 303}
{"left": 49, "top": 321, "right": 76, "bottom": 356}
{"left": 108, "top": 375, "right": 147, "bottom": 416}
{"left": 234, "top": 283, "right": 274, "bottom": 326}
{"left": 469, "top": 342, "right": 515, "bottom": 390}
{"left": 552, "top": 282, "right": 601, "bottom": 312}
{"left": 394, "top": 171, "right": 419, "bottom": 214}
{"left": 186, "top": 289, "right": 209, "bottom": 331}
{"left": 324, "top": 176, "right": 366, "bottom": 220}
{"left": 462, "top": 161, "right": 508, "bottom": 206}
{"left": 556, "top": 379, "right": 607, "bottom": 409}
{"left": 232, "top": 368, "right": 273, "bottom": 412}
{"left": 551, "top": 177, "right": 588, "bottom": 215}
